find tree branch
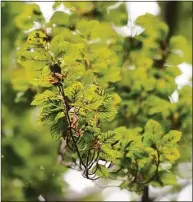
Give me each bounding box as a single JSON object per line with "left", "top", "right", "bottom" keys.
{"left": 58, "top": 84, "right": 86, "bottom": 169}
{"left": 141, "top": 186, "right": 152, "bottom": 202}
{"left": 164, "top": 1, "right": 180, "bottom": 41}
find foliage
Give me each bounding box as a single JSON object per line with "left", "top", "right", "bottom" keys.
{"left": 1, "top": 2, "right": 67, "bottom": 201}
{"left": 2, "top": 1, "right": 192, "bottom": 200}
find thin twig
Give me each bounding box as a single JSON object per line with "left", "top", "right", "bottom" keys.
{"left": 57, "top": 138, "right": 67, "bottom": 164}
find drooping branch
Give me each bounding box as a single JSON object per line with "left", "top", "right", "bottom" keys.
{"left": 50, "top": 72, "right": 102, "bottom": 179}
{"left": 57, "top": 83, "right": 86, "bottom": 169}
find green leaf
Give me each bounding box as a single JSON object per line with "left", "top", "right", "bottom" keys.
{"left": 143, "top": 120, "right": 164, "bottom": 147}
{"left": 64, "top": 82, "right": 84, "bottom": 102}
{"left": 168, "top": 35, "right": 190, "bottom": 64}
{"left": 159, "top": 162, "right": 172, "bottom": 171}
{"left": 38, "top": 102, "right": 63, "bottom": 126}
{"left": 100, "top": 131, "right": 119, "bottom": 144}
{"left": 165, "top": 66, "right": 182, "bottom": 77}
{"left": 49, "top": 11, "right": 70, "bottom": 26}
{"left": 166, "top": 53, "right": 183, "bottom": 66}
{"left": 96, "top": 94, "right": 117, "bottom": 121}
{"left": 20, "top": 48, "right": 52, "bottom": 71}
{"left": 82, "top": 70, "right": 94, "bottom": 87}
{"left": 144, "top": 95, "right": 174, "bottom": 117}
{"left": 52, "top": 2, "right": 62, "bottom": 9}
{"left": 144, "top": 119, "right": 163, "bottom": 136}
{"left": 161, "top": 130, "right": 182, "bottom": 145}
{"left": 169, "top": 35, "right": 187, "bottom": 50}
{"left": 115, "top": 127, "right": 142, "bottom": 147}
{"left": 136, "top": 13, "right": 155, "bottom": 27}
{"left": 100, "top": 144, "right": 122, "bottom": 161}
{"left": 97, "top": 105, "right": 117, "bottom": 121}
{"left": 83, "top": 96, "right": 103, "bottom": 111}
{"left": 142, "top": 78, "right": 156, "bottom": 91}
{"left": 95, "top": 165, "right": 110, "bottom": 178}
{"left": 27, "top": 31, "right": 47, "bottom": 46}
{"left": 120, "top": 181, "right": 128, "bottom": 189}
{"left": 161, "top": 147, "right": 180, "bottom": 163}
{"left": 108, "top": 3, "right": 128, "bottom": 26}
{"left": 15, "top": 4, "right": 45, "bottom": 29}
{"left": 159, "top": 171, "right": 177, "bottom": 186}
{"left": 31, "top": 90, "right": 56, "bottom": 106}
{"left": 83, "top": 86, "right": 98, "bottom": 101}
{"left": 55, "top": 111, "right": 65, "bottom": 122}
{"left": 64, "top": 2, "right": 94, "bottom": 15}
{"left": 77, "top": 20, "right": 100, "bottom": 40}
{"left": 50, "top": 29, "right": 84, "bottom": 57}
{"left": 50, "top": 119, "right": 68, "bottom": 140}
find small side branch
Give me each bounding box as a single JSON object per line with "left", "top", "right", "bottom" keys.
{"left": 57, "top": 138, "right": 66, "bottom": 164}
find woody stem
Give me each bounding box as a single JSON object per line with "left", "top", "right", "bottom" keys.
{"left": 57, "top": 84, "right": 86, "bottom": 169}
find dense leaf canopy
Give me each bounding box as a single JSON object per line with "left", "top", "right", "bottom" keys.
{"left": 2, "top": 1, "right": 192, "bottom": 201}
